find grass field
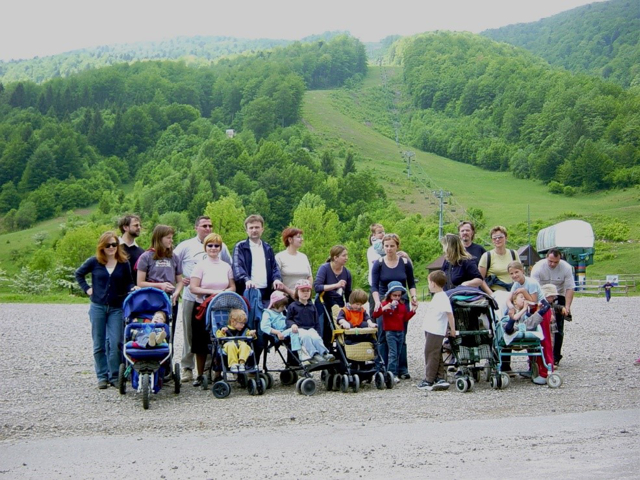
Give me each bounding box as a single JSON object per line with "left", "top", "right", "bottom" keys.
{"left": 302, "top": 66, "right": 640, "bottom": 278}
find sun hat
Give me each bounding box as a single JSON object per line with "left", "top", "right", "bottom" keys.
{"left": 295, "top": 279, "right": 312, "bottom": 291}
{"left": 386, "top": 281, "right": 407, "bottom": 296}
{"left": 541, "top": 284, "right": 558, "bottom": 298}
{"left": 268, "top": 290, "right": 288, "bottom": 309}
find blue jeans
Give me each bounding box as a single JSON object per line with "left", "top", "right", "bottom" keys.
{"left": 377, "top": 319, "right": 408, "bottom": 375}
{"left": 89, "top": 303, "right": 124, "bottom": 382}
{"left": 386, "top": 331, "right": 404, "bottom": 376}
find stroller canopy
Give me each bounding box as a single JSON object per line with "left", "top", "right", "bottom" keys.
{"left": 123, "top": 287, "right": 172, "bottom": 322}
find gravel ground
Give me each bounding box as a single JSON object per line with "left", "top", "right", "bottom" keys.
{"left": 1, "top": 297, "right": 638, "bottom": 440}
{"left": 1, "top": 297, "right": 639, "bottom": 479}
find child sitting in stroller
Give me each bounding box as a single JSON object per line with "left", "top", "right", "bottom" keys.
{"left": 504, "top": 292, "right": 549, "bottom": 334}
{"left": 260, "top": 291, "right": 301, "bottom": 350}
{"left": 216, "top": 309, "right": 256, "bottom": 373}
{"left": 131, "top": 311, "right": 168, "bottom": 348}
{"left": 336, "top": 289, "right": 377, "bottom": 330}
{"left": 286, "top": 279, "right": 334, "bottom": 363}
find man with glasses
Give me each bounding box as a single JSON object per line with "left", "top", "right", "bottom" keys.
{"left": 458, "top": 221, "right": 486, "bottom": 267}
{"left": 173, "top": 216, "right": 232, "bottom": 383}
{"left": 118, "top": 214, "right": 144, "bottom": 271}
{"left": 531, "top": 249, "right": 575, "bottom": 366}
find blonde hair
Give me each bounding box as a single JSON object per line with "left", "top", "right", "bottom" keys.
{"left": 202, "top": 232, "right": 223, "bottom": 251}
{"left": 507, "top": 261, "right": 524, "bottom": 272}
{"left": 229, "top": 309, "right": 247, "bottom": 326}
{"left": 441, "top": 233, "right": 472, "bottom": 265}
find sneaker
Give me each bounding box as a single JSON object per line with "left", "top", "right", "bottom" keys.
{"left": 192, "top": 375, "right": 203, "bottom": 387}
{"left": 432, "top": 378, "right": 450, "bottom": 390}
{"left": 399, "top": 373, "right": 411, "bottom": 380}
{"left": 312, "top": 353, "right": 325, "bottom": 363}
{"left": 237, "top": 364, "right": 245, "bottom": 372}
{"left": 148, "top": 332, "right": 157, "bottom": 347}
{"left": 229, "top": 364, "right": 239, "bottom": 373}
{"left": 417, "top": 380, "right": 433, "bottom": 391}
{"left": 393, "top": 376, "right": 401, "bottom": 384}
{"left": 519, "top": 370, "right": 533, "bottom": 379}
{"left": 98, "top": 379, "right": 108, "bottom": 389}
{"left": 323, "top": 353, "right": 335, "bottom": 362}
{"left": 532, "top": 376, "right": 547, "bottom": 385}
{"left": 181, "top": 369, "right": 193, "bottom": 383}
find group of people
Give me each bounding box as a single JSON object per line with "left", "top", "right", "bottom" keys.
{"left": 76, "top": 213, "right": 576, "bottom": 392}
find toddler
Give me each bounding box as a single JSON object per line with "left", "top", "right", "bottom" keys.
{"left": 372, "top": 281, "right": 416, "bottom": 383}
{"left": 131, "top": 311, "right": 167, "bottom": 348}
{"left": 260, "top": 290, "right": 301, "bottom": 350}
{"left": 337, "top": 289, "right": 376, "bottom": 330}
{"left": 216, "top": 309, "right": 256, "bottom": 373}
{"left": 286, "top": 279, "right": 334, "bottom": 363}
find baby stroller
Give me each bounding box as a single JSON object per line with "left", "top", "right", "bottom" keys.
{"left": 205, "top": 291, "right": 265, "bottom": 399}
{"left": 445, "top": 287, "right": 500, "bottom": 393}
{"left": 326, "top": 303, "right": 395, "bottom": 393}
{"left": 494, "top": 307, "right": 562, "bottom": 389}
{"left": 119, "top": 287, "right": 180, "bottom": 409}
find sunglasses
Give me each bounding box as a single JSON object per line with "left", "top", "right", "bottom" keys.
{"left": 491, "top": 236, "right": 505, "bottom": 241}
{"left": 206, "top": 243, "right": 221, "bottom": 248}
{"left": 105, "top": 242, "right": 118, "bottom": 248}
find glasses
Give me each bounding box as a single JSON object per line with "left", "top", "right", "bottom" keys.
{"left": 491, "top": 236, "right": 505, "bottom": 241}
{"left": 201, "top": 225, "right": 213, "bottom": 229}
{"left": 105, "top": 242, "right": 118, "bottom": 248}
{"left": 206, "top": 244, "right": 221, "bottom": 249}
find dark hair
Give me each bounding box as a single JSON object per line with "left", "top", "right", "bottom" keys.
{"left": 195, "top": 216, "right": 211, "bottom": 228}
{"left": 428, "top": 270, "right": 447, "bottom": 288}
{"left": 282, "top": 227, "right": 303, "bottom": 247}
{"left": 547, "top": 249, "right": 562, "bottom": 258}
{"left": 327, "top": 245, "right": 347, "bottom": 263}
{"left": 150, "top": 225, "right": 175, "bottom": 260}
{"left": 118, "top": 214, "right": 140, "bottom": 234}
{"left": 96, "top": 231, "right": 128, "bottom": 265}
{"left": 458, "top": 221, "right": 475, "bottom": 233}
{"left": 272, "top": 298, "right": 289, "bottom": 309}
{"left": 349, "top": 289, "right": 368, "bottom": 305}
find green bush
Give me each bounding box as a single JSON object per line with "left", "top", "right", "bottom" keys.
{"left": 547, "top": 181, "right": 564, "bottom": 194}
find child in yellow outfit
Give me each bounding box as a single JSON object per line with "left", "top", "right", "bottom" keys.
{"left": 216, "top": 309, "right": 256, "bottom": 373}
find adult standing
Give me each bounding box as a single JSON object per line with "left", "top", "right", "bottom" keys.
{"left": 232, "top": 214, "right": 283, "bottom": 303}
{"left": 189, "top": 232, "right": 236, "bottom": 387}
{"left": 136, "top": 225, "right": 183, "bottom": 339}
{"left": 478, "top": 226, "right": 518, "bottom": 372}
{"left": 275, "top": 227, "right": 313, "bottom": 299}
{"left": 75, "top": 232, "right": 135, "bottom": 389}
{"left": 173, "top": 216, "right": 232, "bottom": 383}
{"left": 531, "top": 249, "right": 575, "bottom": 366}
{"left": 371, "top": 233, "right": 417, "bottom": 379}
{"left": 458, "top": 221, "right": 486, "bottom": 267}
{"left": 440, "top": 233, "right": 485, "bottom": 290}
{"left": 118, "top": 214, "right": 144, "bottom": 272}
{"left": 314, "top": 245, "right": 352, "bottom": 341}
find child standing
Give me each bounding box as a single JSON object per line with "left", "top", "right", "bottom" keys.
{"left": 286, "top": 279, "right": 334, "bottom": 363}
{"left": 417, "top": 271, "right": 455, "bottom": 391}
{"left": 216, "top": 309, "right": 256, "bottom": 373}
{"left": 373, "top": 281, "right": 416, "bottom": 383}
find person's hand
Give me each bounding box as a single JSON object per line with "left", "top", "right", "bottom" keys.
{"left": 245, "top": 280, "right": 256, "bottom": 289}
{"left": 273, "top": 280, "right": 284, "bottom": 291}
{"left": 367, "top": 321, "right": 377, "bottom": 328}
{"left": 336, "top": 280, "right": 346, "bottom": 289}
{"left": 276, "top": 332, "right": 284, "bottom": 340}
{"left": 374, "top": 300, "right": 382, "bottom": 312}
{"left": 411, "top": 297, "right": 418, "bottom": 308}
{"left": 86, "top": 288, "right": 93, "bottom": 296}
{"left": 182, "top": 277, "right": 191, "bottom": 286}
{"left": 291, "top": 325, "right": 299, "bottom": 334}
{"left": 248, "top": 330, "right": 256, "bottom": 338}
{"left": 221, "top": 327, "right": 228, "bottom": 334}
{"left": 171, "top": 291, "right": 179, "bottom": 305}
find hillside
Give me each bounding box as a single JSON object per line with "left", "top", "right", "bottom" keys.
{"left": 482, "top": 0, "right": 640, "bottom": 88}
{"left": 0, "top": 32, "right": 346, "bottom": 85}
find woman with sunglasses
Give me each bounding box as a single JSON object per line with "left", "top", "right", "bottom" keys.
{"left": 188, "top": 232, "right": 236, "bottom": 386}
{"left": 76, "top": 231, "right": 136, "bottom": 389}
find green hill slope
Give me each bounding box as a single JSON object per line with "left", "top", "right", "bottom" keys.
{"left": 482, "top": 0, "right": 640, "bottom": 88}
{"left": 301, "top": 66, "right": 640, "bottom": 276}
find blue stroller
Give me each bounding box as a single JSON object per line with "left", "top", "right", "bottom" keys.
{"left": 205, "top": 291, "right": 265, "bottom": 398}
{"left": 119, "top": 287, "right": 180, "bottom": 409}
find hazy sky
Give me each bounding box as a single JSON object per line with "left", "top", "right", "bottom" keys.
{"left": 1, "top": 0, "right": 604, "bottom": 61}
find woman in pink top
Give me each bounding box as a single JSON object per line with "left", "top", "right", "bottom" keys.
{"left": 189, "top": 232, "right": 235, "bottom": 386}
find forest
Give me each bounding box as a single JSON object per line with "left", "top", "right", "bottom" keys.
{"left": 387, "top": 31, "right": 640, "bottom": 193}
{"left": 482, "top": 0, "right": 640, "bottom": 89}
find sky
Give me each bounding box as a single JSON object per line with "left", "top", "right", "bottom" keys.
{"left": 1, "top": 0, "right": 604, "bottom": 62}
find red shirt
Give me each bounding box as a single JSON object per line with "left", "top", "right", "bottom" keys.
{"left": 373, "top": 301, "right": 415, "bottom": 331}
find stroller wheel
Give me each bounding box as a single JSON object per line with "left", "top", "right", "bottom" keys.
{"left": 247, "top": 378, "right": 258, "bottom": 395}
{"left": 384, "top": 371, "right": 395, "bottom": 389}
{"left": 547, "top": 373, "right": 562, "bottom": 389}
{"left": 212, "top": 380, "right": 231, "bottom": 399}
{"left": 300, "top": 378, "right": 317, "bottom": 396}
{"left": 332, "top": 374, "right": 342, "bottom": 392}
{"left": 257, "top": 377, "right": 267, "bottom": 395}
{"left": 173, "top": 364, "right": 181, "bottom": 395}
{"left": 340, "top": 374, "right": 349, "bottom": 393}
{"left": 118, "top": 363, "right": 126, "bottom": 395}
{"left": 324, "top": 373, "right": 333, "bottom": 391}
{"left": 201, "top": 375, "right": 209, "bottom": 391}
{"left": 351, "top": 374, "right": 360, "bottom": 393}
{"left": 141, "top": 373, "right": 150, "bottom": 410}
{"left": 468, "top": 377, "right": 475, "bottom": 391}
{"left": 280, "top": 370, "right": 297, "bottom": 386}
{"left": 260, "top": 372, "right": 274, "bottom": 389}
{"left": 374, "top": 372, "right": 385, "bottom": 390}
{"left": 295, "top": 377, "right": 305, "bottom": 394}
{"left": 321, "top": 370, "right": 329, "bottom": 382}
{"left": 456, "top": 377, "right": 469, "bottom": 393}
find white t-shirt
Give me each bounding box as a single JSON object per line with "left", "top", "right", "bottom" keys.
{"left": 422, "top": 291, "right": 453, "bottom": 336}
{"left": 249, "top": 240, "right": 268, "bottom": 289}
{"left": 275, "top": 250, "right": 312, "bottom": 291}
{"left": 531, "top": 259, "right": 575, "bottom": 296}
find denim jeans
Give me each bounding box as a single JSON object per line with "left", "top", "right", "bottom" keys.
{"left": 89, "top": 302, "right": 124, "bottom": 382}
{"left": 377, "top": 319, "right": 408, "bottom": 374}
{"left": 386, "top": 330, "right": 404, "bottom": 376}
